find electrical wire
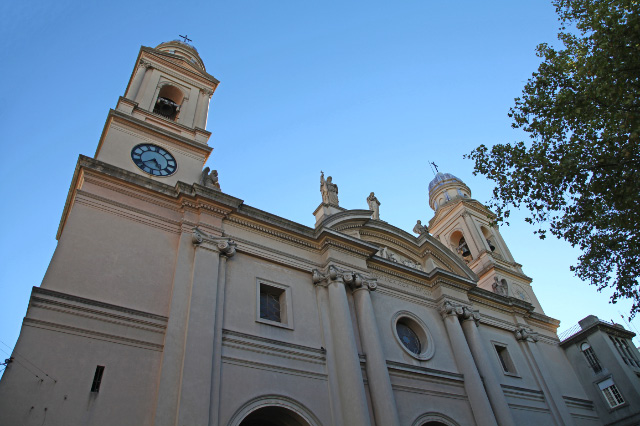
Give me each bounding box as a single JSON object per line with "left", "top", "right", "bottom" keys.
{"left": 0, "top": 340, "right": 57, "bottom": 382}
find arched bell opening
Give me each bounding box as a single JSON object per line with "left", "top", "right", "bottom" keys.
{"left": 153, "top": 84, "right": 184, "bottom": 120}
{"left": 480, "top": 226, "right": 497, "bottom": 253}
{"left": 238, "top": 406, "right": 311, "bottom": 426}
{"left": 450, "top": 231, "right": 472, "bottom": 261}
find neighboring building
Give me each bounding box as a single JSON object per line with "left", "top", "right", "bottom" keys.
{"left": 561, "top": 315, "right": 640, "bottom": 426}
{"left": 0, "top": 40, "right": 636, "bottom": 426}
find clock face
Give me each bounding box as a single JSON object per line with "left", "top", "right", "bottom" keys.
{"left": 131, "top": 144, "right": 177, "bottom": 177}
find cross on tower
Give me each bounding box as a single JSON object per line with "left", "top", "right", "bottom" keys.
{"left": 178, "top": 34, "right": 192, "bottom": 43}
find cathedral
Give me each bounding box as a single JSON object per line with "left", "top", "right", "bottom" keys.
{"left": 1, "top": 40, "right": 639, "bottom": 426}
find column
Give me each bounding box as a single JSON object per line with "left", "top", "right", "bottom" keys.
{"left": 209, "top": 242, "right": 236, "bottom": 426}
{"left": 351, "top": 274, "right": 400, "bottom": 426}
{"left": 194, "top": 88, "right": 212, "bottom": 129}
{"left": 154, "top": 227, "right": 236, "bottom": 426}
{"left": 126, "top": 59, "right": 151, "bottom": 101}
{"left": 515, "top": 328, "right": 575, "bottom": 426}
{"left": 313, "top": 266, "right": 372, "bottom": 426}
{"left": 460, "top": 308, "right": 515, "bottom": 426}
{"left": 315, "top": 284, "right": 345, "bottom": 426}
{"left": 154, "top": 226, "right": 197, "bottom": 426}
{"left": 440, "top": 301, "right": 498, "bottom": 426}
{"left": 134, "top": 62, "right": 154, "bottom": 105}
{"left": 461, "top": 212, "right": 487, "bottom": 254}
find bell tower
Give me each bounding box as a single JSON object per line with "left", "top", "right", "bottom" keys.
{"left": 94, "top": 40, "right": 219, "bottom": 186}
{"left": 427, "top": 172, "right": 544, "bottom": 312}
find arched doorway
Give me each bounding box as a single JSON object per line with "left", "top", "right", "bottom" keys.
{"left": 228, "top": 395, "right": 321, "bottom": 426}
{"left": 239, "top": 406, "right": 310, "bottom": 426}
{"left": 412, "top": 412, "right": 460, "bottom": 426}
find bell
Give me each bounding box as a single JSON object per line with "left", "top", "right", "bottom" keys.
{"left": 462, "top": 248, "right": 471, "bottom": 257}
{"left": 154, "top": 97, "right": 178, "bottom": 119}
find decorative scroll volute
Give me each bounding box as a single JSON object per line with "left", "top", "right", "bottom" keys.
{"left": 514, "top": 327, "right": 539, "bottom": 343}
{"left": 462, "top": 306, "right": 481, "bottom": 325}
{"left": 312, "top": 265, "right": 377, "bottom": 291}
{"left": 192, "top": 227, "right": 236, "bottom": 257}
{"left": 439, "top": 300, "right": 465, "bottom": 319}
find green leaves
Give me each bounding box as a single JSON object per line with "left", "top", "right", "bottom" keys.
{"left": 467, "top": 0, "right": 640, "bottom": 317}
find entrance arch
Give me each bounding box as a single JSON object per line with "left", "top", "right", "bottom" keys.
{"left": 228, "top": 395, "right": 321, "bottom": 426}
{"left": 239, "top": 406, "right": 309, "bottom": 426}
{"left": 412, "top": 412, "right": 460, "bottom": 426}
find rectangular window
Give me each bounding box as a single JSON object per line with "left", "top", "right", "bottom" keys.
{"left": 598, "top": 378, "right": 625, "bottom": 408}
{"left": 260, "top": 285, "right": 283, "bottom": 322}
{"left": 494, "top": 344, "right": 516, "bottom": 374}
{"left": 256, "top": 280, "right": 293, "bottom": 329}
{"left": 90, "top": 365, "right": 105, "bottom": 393}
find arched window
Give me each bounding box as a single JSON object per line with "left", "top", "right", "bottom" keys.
{"left": 581, "top": 342, "right": 602, "bottom": 373}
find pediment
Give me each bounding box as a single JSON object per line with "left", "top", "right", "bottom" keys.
{"left": 323, "top": 210, "right": 476, "bottom": 281}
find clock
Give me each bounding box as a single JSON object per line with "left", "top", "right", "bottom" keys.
{"left": 131, "top": 144, "right": 177, "bottom": 176}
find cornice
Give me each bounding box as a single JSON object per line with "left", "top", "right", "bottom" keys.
{"left": 96, "top": 109, "right": 212, "bottom": 159}
{"left": 560, "top": 320, "right": 635, "bottom": 347}
{"left": 141, "top": 46, "right": 219, "bottom": 84}
{"left": 475, "top": 258, "right": 532, "bottom": 283}
{"left": 226, "top": 216, "right": 318, "bottom": 251}
{"left": 57, "top": 156, "right": 240, "bottom": 239}
{"left": 32, "top": 287, "right": 168, "bottom": 321}
{"left": 468, "top": 286, "right": 534, "bottom": 315}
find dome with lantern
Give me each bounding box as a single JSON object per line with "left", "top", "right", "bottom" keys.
{"left": 428, "top": 172, "right": 472, "bottom": 211}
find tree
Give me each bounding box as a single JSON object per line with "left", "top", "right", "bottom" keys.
{"left": 467, "top": 0, "right": 640, "bottom": 316}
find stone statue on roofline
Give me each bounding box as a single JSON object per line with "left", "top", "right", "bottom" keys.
{"left": 320, "top": 171, "right": 339, "bottom": 205}
{"left": 199, "top": 167, "right": 221, "bottom": 190}
{"left": 367, "top": 192, "right": 381, "bottom": 220}
{"left": 413, "top": 220, "right": 428, "bottom": 235}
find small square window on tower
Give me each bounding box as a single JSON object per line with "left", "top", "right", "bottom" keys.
{"left": 90, "top": 365, "right": 105, "bottom": 393}
{"left": 493, "top": 344, "right": 517, "bottom": 375}
{"left": 256, "top": 280, "right": 293, "bottom": 329}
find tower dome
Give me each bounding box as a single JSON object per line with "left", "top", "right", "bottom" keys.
{"left": 428, "top": 172, "right": 472, "bottom": 211}
{"left": 155, "top": 40, "right": 206, "bottom": 71}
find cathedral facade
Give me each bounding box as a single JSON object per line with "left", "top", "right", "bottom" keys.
{"left": 1, "top": 41, "right": 638, "bottom": 426}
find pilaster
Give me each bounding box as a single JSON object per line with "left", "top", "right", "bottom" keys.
{"left": 515, "top": 327, "right": 576, "bottom": 426}
{"left": 312, "top": 265, "right": 372, "bottom": 426}
{"left": 439, "top": 301, "right": 498, "bottom": 426}
{"left": 154, "top": 226, "right": 235, "bottom": 426}
{"left": 460, "top": 308, "right": 515, "bottom": 426}
{"left": 351, "top": 275, "right": 401, "bottom": 426}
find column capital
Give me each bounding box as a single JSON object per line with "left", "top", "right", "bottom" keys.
{"left": 139, "top": 59, "right": 153, "bottom": 69}
{"left": 514, "top": 327, "right": 539, "bottom": 343}
{"left": 462, "top": 306, "right": 481, "bottom": 325}
{"left": 192, "top": 227, "right": 236, "bottom": 257}
{"left": 439, "top": 300, "right": 465, "bottom": 319}
{"left": 200, "top": 88, "right": 214, "bottom": 97}
{"left": 312, "top": 265, "right": 376, "bottom": 291}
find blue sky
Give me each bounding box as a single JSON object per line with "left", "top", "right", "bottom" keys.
{"left": 1, "top": 0, "right": 638, "bottom": 372}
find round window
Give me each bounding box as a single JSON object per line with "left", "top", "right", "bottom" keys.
{"left": 391, "top": 311, "right": 435, "bottom": 360}
{"left": 397, "top": 322, "right": 421, "bottom": 354}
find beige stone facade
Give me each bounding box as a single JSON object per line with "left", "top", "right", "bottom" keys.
{"left": 0, "top": 40, "right": 631, "bottom": 426}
